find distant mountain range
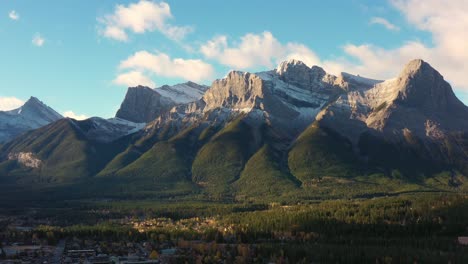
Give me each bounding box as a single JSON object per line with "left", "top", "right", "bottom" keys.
{"left": 1, "top": 59, "right": 467, "bottom": 199}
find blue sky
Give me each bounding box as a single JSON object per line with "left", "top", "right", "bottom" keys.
{"left": 0, "top": 0, "right": 467, "bottom": 118}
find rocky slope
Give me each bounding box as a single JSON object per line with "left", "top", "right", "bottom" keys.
{"left": 0, "top": 97, "right": 63, "bottom": 143}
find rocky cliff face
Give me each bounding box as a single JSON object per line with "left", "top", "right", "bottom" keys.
{"left": 203, "top": 71, "right": 264, "bottom": 112}
{"left": 394, "top": 59, "right": 467, "bottom": 114}
{"left": 116, "top": 82, "right": 208, "bottom": 123}
{"left": 0, "top": 97, "right": 63, "bottom": 143}
{"left": 276, "top": 59, "right": 335, "bottom": 91}
{"left": 116, "top": 86, "right": 173, "bottom": 123}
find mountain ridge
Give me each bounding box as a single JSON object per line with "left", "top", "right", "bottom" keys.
{"left": 1, "top": 59, "right": 468, "bottom": 199}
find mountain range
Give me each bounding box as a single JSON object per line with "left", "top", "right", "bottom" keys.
{"left": 1, "top": 59, "right": 467, "bottom": 199}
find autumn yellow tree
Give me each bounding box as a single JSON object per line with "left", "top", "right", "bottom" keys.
{"left": 149, "top": 250, "right": 159, "bottom": 260}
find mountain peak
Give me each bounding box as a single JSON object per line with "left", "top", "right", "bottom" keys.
{"left": 24, "top": 96, "right": 44, "bottom": 107}
{"left": 275, "top": 59, "right": 330, "bottom": 91}
{"left": 0, "top": 96, "right": 62, "bottom": 143}
{"left": 20, "top": 96, "right": 62, "bottom": 120}
{"left": 27, "top": 96, "right": 41, "bottom": 102}
{"left": 393, "top": 59, "right": 467, "bottom": 113}
{"left": 276, "top": 59, "right": 310, "bottom": 75}
{"left": 400, "top": 59, "right": 437, "bottom": 78}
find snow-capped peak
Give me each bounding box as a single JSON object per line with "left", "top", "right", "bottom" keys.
{"left": 4, "top": 96, "right": 62, "bottom": 126}
{"left": 0, "top": 96, "right": 63, "bottom": 143}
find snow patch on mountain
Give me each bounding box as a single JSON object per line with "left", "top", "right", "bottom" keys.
{"left": 156, "top": 82, "right": 209, "bottom": 104}
{"left": 74, "top": 117, "right": 146, "bottom": 142}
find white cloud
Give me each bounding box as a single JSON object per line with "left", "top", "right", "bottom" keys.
{"left": 321, "top": 41, "right": 432, "bottom": 80}
{"left": 118, "top": 51, "right": 214, "bottom": 82}
{"left": 200, "top": 31, "right": 321, "bottom": 69}
{"left": 98, "top": 0, "right": 192, "bottom": 42}
{"left": 282, "top": 43, "right": 321, "bottom": 69}
{"left": 63, "top": 111, "right": 88, "bottom": 120}
{"left": 102, "top": 26, "right": 128, "bottom": 42}
{"left": 32, "top": 33, "right": 45, "bottom": 47}
{"left": 319, "top": 0, "right": 468, "bottom": 92}
{"left": 390, "top": 0, "right": 468, "bottom": 89}
{"left": 370, "top": 17, "right": 400, "bottom": 31}
{"left": 113, "top": 70, "right": 156, "bottom": 87}
{"left": 9, "top": 10, "right": 19, "bottom": 20}
{"left": 0, "top": 96, "right": 24, "bottom": 111}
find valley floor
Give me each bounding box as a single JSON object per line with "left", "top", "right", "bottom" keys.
{"left": 1, "top": 189, "right": 468, "bottom": 263}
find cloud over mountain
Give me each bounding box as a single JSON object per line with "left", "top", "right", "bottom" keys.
{"left": 200, "top": 31, "right": 321, "bottom": 69}
{"left": 118, "top": 51, "right": 214, "bottom": 82}
{"left": 324, "top": 0, "right": 468, "bottom": 92}
{"left": 98, "top": 0, "right": 192, "bottom": 42}
{"left": 0, "top": 96, "right": 24, "bottom": 111}
{"left": 113, "top": 70, "right": 156, "bottom": 88}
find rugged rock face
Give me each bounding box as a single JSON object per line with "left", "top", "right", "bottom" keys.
{"left": 203, "top": 71, "right": 265, "bottom": 112}
{"left": 152, "top": 60, "right": 348, "bottom": 138}
{"left": 116, "top": 82, "right": 208, "bottom": 123}
{"left": 394, "top": 59, "right": 467, "bottom": 114}
{"left": 115, "top": 86, "right": 174, "bottom": 123}
{"left": 0, "top": 97, "right": 62, "bottom": 143}
{"left": 276, "top": 59, "right": 332, "bottom": 91}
